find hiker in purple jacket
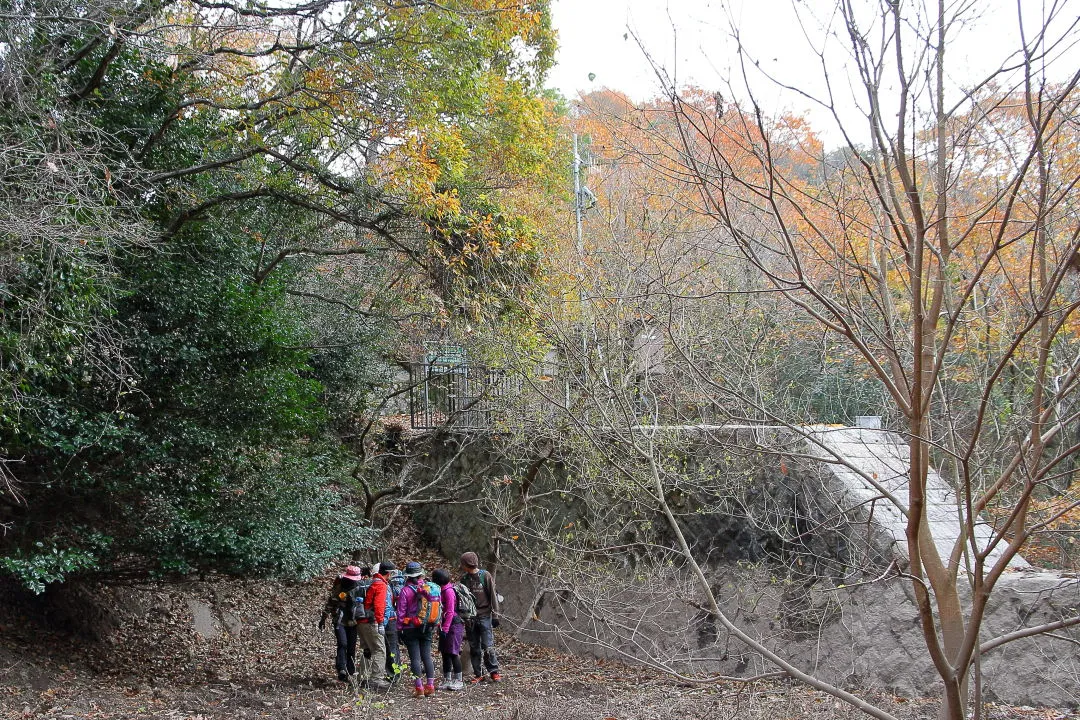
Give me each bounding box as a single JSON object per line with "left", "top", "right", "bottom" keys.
{"left": 396, "top": 561, "right": 437, "bottom": 697}
{"left": 432, "top": 568, "right": 465, "bottom": 691}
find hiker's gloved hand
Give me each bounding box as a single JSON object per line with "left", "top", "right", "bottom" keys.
{"left": 363, "top": 648, "right": 372, "bottom": 659}
{"left": 491, "top": 616, "right": 500, "bottom": 629}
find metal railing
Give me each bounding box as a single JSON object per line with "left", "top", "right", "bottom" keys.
{"left": 409, "top": 362, "right": 519, "bottom": 430}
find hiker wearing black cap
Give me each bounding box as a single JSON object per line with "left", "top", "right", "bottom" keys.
{"left": 355, "top": 561, "right": 394, "bottom": 690}
{"left": 459, "top": 551, "right": 501, "bottom": 683}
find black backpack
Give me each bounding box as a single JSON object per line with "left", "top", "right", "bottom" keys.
{"left": 342, "top": 579, "right": 373, "bottom": 625}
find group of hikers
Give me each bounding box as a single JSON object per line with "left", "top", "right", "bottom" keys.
{"left": 318, "top": 551, "right": 501, "bottom": 697}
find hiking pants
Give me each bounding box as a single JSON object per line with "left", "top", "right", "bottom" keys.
{"left": 334, "top": 622, "right": 358, "bottom": 677}
{"left": 401, "top": 626, "right": 435, "bottom": 681}
{"left": 383, "top": 623, "right": 400, "bottom": 678}
{"left": 356, "top": 622, "right": 386, "bottom": 684}
{"left": 466, "top": 615, "right": 499, "bottom": 677}
{"left": 439, "top": 621, "right": 465, "bottom": 675}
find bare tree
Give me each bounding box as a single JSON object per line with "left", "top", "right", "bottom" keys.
{"left": 632, "top": 1, "right": 1080, "bottom": 718}
{"left": 462, "top": 6, "right": 1080, "bottom": 711}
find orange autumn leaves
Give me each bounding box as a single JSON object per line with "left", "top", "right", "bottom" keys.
{"left": 572, "top": 84, "right": 1080, "bottom": 383}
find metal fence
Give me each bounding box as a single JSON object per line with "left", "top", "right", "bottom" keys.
{"left": 409, "top": 362, "right": 518, "bottom": 430}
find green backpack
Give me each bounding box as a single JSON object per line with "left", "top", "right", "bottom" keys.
{"left": 453, "top": 581, "right": 478, "bottom": 620}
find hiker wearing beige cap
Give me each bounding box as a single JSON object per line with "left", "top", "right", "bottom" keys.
{"left": 458, "top": 551, "right": 502, "bottom": 683}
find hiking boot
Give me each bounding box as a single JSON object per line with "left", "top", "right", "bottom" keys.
{"left": 337, "top": 672, "right": 348, "bottom": 682}
{"left": 440, "top": 673, "right": 452, "bottom": 688}
{"left": 447, "top": 673, "right": 465, "bottom": 691}
{"left": 423, "top": 680, "right": 436, "bottom": 696}
{"left": 489, "top": 672, "right": 502, "bottom": 683}
{"left": 412, "top": 681, "right": 424, "bottom": 698}
{"left": 370, "top": 679, "right": 391, "bottom": 691}
{"left": 468, "top": 675, "right": 483, "bottom": 685}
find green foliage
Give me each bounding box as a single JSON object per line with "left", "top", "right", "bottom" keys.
{"left": 424, "top": 190, "right": 544, "bottom": 324}
{"left": 141, "top": 449, "right": 373, "bottom": 578}
{"left": 0, "top": 543, "right": 101, "bottom": 595}
{"left": 0, "top": 0, "right": 562, "bottom": 592}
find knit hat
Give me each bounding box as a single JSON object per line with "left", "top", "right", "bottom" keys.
{"left": 342, "top": 565, "right": 363, "bottom": 580}
{"left": 404, "top": 561, "right": 425, "bottom": 578}
{"left": 378, "top": 560, "right": 397, "bottom": 574}
{"left": 459, "top": 551, "right": 479, "bottom": 569}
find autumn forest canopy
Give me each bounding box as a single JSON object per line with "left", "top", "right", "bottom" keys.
{"left": 2, "top": 0, "right": 1079, "bottom": 581}
{"left": 2, "top": 2, "right": 1080, "bottom": 714}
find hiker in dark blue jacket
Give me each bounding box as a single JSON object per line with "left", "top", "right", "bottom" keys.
{"left": 384, "top": 567, "right": 405, "bottom": 682}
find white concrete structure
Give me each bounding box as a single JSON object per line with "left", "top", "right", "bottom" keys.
{"left": 806, "top": 426, "right": 1028, "bottom": 571}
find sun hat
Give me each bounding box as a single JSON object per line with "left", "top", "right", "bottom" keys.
{"left": 404, "top": 561, "right": 425, "bottom": 578}
{"left": 342, "top": 565, "right": 363, "bottom": 580}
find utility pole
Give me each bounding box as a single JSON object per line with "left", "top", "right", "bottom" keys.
{"left": 573, "top": 133, "right": 585, "bottom": 258}
{"left": 573, "top": 133, "right": 587, "bottom": 362}
{"left": 572, "top": 134, "right": 605, "bottom": 385}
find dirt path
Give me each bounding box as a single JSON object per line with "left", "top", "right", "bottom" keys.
{"left": 3, "top": 599, "right": 1070, "bottom": 720}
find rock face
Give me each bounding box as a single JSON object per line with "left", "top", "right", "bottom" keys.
{"left": 186, "top": 599, "right": 220, "bottom": 640}
{"left": 489, "top": 565, "right": 1078, "bottom": 706}
{"left": 413, "top": 428, "right": 1079, "bottom": 708}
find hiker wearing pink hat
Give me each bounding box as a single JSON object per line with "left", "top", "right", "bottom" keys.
{"left": 318, "top": 565, "right": 371, "bottom": 683}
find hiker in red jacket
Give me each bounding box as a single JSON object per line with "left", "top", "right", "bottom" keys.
{"left": 355, "top": 561, "right": 393, "bottom": 690}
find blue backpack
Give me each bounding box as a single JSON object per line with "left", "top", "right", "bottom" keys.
{"left": 388, "top": 570, "right": 404, "bottom": 621}
{"left": 383, "top": 582, "right": 396, "bottom": 624}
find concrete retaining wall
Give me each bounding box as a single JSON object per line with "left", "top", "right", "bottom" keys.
{"left": 410, "top": 427, "right": 1079, "bottom": 707}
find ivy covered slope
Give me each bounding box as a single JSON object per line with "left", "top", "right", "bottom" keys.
{"left": 0, "top": 0, "right": 562, "bottom": 591}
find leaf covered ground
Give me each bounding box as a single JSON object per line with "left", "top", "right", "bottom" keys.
{"left": 1, "top": 528, "right": 1075, "bottom": 720}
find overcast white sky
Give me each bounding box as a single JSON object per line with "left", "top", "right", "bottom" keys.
{"left": 547, "top": 0, "right": 729, "bottom": 103}
{"left": 546, "top": 0, "right": 1080, "bottom": 148}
